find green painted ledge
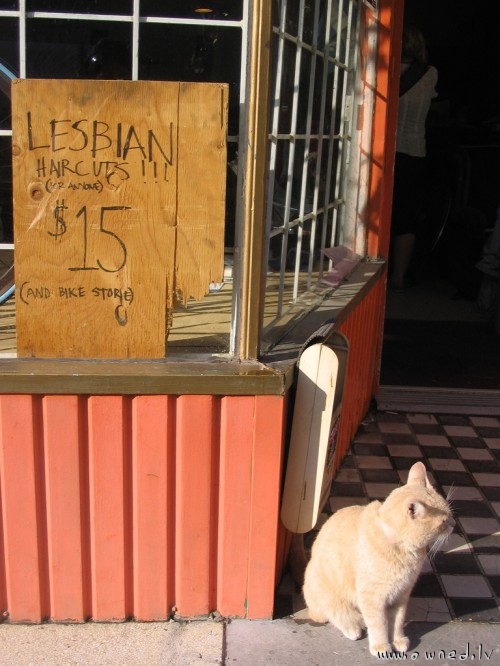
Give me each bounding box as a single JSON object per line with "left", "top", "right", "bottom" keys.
{"left": 0, "top": 357, "right": 294, "bottom": 396}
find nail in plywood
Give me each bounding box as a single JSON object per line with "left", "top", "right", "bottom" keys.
{"left": 12, "top": 79, "right": 227, "bottom": 358}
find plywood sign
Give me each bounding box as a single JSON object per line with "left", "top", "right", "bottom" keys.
{"left": 12, "top": 79, "right": 227, "bottom": 358}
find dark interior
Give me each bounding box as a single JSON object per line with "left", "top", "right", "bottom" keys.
{"left": 381, "top": 0, "right": 500, "bottom": 391}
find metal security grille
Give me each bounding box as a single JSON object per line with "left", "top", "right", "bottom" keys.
{"left": 263, "top": 0, "right": 360, "bottom": 335}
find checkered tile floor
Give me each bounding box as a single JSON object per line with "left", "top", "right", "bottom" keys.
{"left": 276, "top": 411, "right": 500, "bottom": 623}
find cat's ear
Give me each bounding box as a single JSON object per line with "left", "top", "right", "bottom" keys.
{"left": 406, "top": 501, "right": 425, "bottom": 519}
{"left": 406, "top": 462, "right": 428, "bottom": 487}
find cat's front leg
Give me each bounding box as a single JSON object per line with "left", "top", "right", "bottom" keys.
{"left": 358, "top": 601, "right": 391, "bottom": 657}
{"left": 389, "top": 597, "right": 411, "bottom": 653}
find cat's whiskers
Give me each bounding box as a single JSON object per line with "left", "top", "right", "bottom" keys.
{"left": 441, "top": 487, "right": 457, "bottom": 521}
{"left": 427, "top": 531, "right": 451, "bottom": 560}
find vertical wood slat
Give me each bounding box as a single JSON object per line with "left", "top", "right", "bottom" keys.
{"left": 87, "top": 396, "right": 130, "bottom": 621}
{"left": 217, "top": 396, "right": 255, "bottom": 616}
{"left": 132, "top": 395, "right": 175, "bottom": 620}
{"left": 246, "top": 395, "right": 285, "bottom": 619}
{"left": 217, "top": 395, "right": 286, "bottom": 619}
{"left": 0, "top": 409, "right": 6, "bottom": 618}
{"left": 42, "top": 395, "right": 86, "bottom": 621}
{"left": 175, "top": 395, "right": 219, "bottom": 617}
{"left": 176, "top": 83, "right": 228, "bottom": 303}
{"left": 0, "top": 395, "right": 44, "bottom": 621}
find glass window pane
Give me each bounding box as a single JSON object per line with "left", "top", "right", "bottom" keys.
{"left": 140, "top": 1, "right": 242, "bottom": 21}
{"left": 26, "top": 0, "right": 133, "bottom": 14}
{"left": 26, "top": 18, "right": 132, "bottom": 79}
{"left": 0, "top": 136, "right": 13, "bottom": 242}
{"left": 0, "top": 67, "right": 12, "bottom": 131}
{"left": 139, "top": 23, "right": 241, "bottom": 135}
{"left": 0, "top": 1, "right": 245, "bottom": 357}
{"left": 0, "top": 18, "right": 20, "bottom": 77}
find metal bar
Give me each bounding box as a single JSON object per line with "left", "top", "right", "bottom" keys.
{"left": 272, "top": 25, "right": 350, "bottom": 70}
{"left": 18, "top": 0, "right": 26, "bottom": 78}
{"left": 131, "top": 0, "right": 140, "bottom": 80}
{"left": 337, "top": 0, "right": 360, "bottom": 244}
{"left": 308, "top": 0, "right": 335, "bottom": 285}
{"left": 261, "top": 0, "right": 287, "bottom": 295}
{"left": 9, "top": 10, "right": 243, "bottom": 28}
{"left": 294, "top": 0, "right": 322, "bottom": 299}
{"left": 271, "top": 132, "right": 344, "bottom": 140}
{"left": 331, "top": 0, "right": 358, "bottom": 248}
{"left": 320, "top": 0, "right": 345, "bottom": 267}
{"left": 229, "top": 0, "right": 250, "bottom": 356}
{"left": 276, "top": 0, "right": 306, "bottom": 316}
{"left": 327, "top": 0, "right": 349, "bottom": 250}
{"left": 141, "top": 16, "right": 242, "bottom": 28}
{"left": 26, "top": 12, "right": 133, "bottom": 21}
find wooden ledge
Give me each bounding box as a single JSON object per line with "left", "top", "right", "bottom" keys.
{"left": 0, "top": 357, "right": 294, "bottom": 396}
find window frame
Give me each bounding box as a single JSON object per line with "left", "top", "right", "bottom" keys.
{"left": 0, "top": 0, "right": 371, "bottom": 365}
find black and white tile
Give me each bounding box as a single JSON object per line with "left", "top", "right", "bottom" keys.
{"left": 276, "top": 412, "right": 500, "bottom": 624}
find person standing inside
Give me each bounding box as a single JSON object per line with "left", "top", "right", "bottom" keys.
{"left": 390, "top": 26, "right": 438, "bottom": 291}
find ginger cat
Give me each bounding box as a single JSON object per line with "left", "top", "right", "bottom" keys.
{"left": 303, "top": 462, "right": 454, "bottom": 656}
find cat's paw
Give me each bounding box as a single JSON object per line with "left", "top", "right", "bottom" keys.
{"left": 341, "top": 627, "right": 363, "bottom": 641}
{"left": 369, "top": 642, "right": 392, "bottom": 657}
{"left": 392, "top": 636, "right": 410, "bottom": 653}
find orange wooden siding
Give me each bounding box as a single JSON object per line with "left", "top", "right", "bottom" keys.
{"left": 336, "top": 273, "right": 386, "bottom": 467}
{"left": 0, "top": 393, "right": 285, "bottom": 622}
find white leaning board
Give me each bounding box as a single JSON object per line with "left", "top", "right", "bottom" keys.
{"left": 280, "top": 343, "right": 340, "bottom": 534}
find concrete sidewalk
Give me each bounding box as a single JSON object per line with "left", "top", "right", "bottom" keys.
{"left": 1, "top": 618, "right": 499, "bottom": 665}
{"left": 0, "top": 620, "right": 223, "bottom": 665}
{"left": 226, "top": 619, "right": 500, "bottom": 665}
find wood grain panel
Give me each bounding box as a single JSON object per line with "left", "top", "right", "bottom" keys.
{"left": 12, "top": 80, "right": 227, "bottom": 357}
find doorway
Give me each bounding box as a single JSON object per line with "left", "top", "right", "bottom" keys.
{"left": 379, "top": 0, "right": 500, "bottom": 411}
